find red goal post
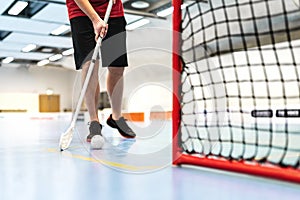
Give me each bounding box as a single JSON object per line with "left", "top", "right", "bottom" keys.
{"left": 172, "top": 0, "right": 300, "bottom": 184}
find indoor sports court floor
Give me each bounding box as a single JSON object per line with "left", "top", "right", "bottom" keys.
{"left": 0, "top": 113, "right": 300, "bottom": 200}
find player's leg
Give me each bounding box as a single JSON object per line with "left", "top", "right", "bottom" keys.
{"left": 81, "top": 61, "right": 102, "bottom": 142}
{"left": 70, "top": 16, "right": 102, "bottom": 142}
{"left": 95, "top": 83, "right": 100, "bottom": 116}
{"left": 81, "top": 60, "right": 99, "bottom": 122}
{"left": 107, "top": 66, "right": 124, "bottom": 120}
{"left": 100, "top": 16, "right": 136, "bottom": 138}
{"left": 106, "top": 66, "right": 136, "bottom": 138}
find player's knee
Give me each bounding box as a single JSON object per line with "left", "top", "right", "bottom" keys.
{"left": 81, "top": 60, "right": 100, "bottom": 71}
{"left": 81, "top": 61, "right": 90, "bottom": 70}
{"left": 108, "top": 67, "right": 125, "bottom": 77}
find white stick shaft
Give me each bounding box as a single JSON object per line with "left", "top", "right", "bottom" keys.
{"left": 71, "top": 0, "right": 113, "bottom": 125}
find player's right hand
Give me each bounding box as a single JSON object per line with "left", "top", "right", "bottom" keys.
{"left": 93, "top": 18, "right": 108, "bottom": 41}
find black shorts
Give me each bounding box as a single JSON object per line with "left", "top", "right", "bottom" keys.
{"left": 70, "top": 16, "right": 128, "bottom": 70}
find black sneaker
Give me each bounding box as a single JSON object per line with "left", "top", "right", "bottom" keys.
{"left": 87, "top": 121, "right": 102, "bottom": 142}
{"left": 106, "top": 114, "right": 136, "bottom": 138}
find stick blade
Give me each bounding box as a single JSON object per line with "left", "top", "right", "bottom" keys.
{"left": 59, "top": 126, "right": 74, "bottom": 151}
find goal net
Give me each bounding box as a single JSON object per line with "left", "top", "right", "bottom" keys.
{"left": 172, "top": 0, "right": 300, "bottom": 183}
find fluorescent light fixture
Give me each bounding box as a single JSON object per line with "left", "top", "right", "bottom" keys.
{"left": 126, "top": 18, "right": 150, "bottom": 31}
{"left": 46, "top": 88, "right": 54, "bottom": 95}
{"left": 37, "top": 59, "right": 49, "bottom": 66}
{"left": 157, "top": 3, "right": 190, "bottom": 17}
{"left": 62, "top": 48, "right": 74, "bottom": 56}
{"left": 40, "top": 48, "right": 53, "bottom": 53}
{"left": 157, "top": 7, "right": 174, "bottom": 17}
{"left": 131, "top": 1, "right": 150, "bottom": 9}
{"left": 8, "top": 1, "right": 29, "bottom": 16}
{"left": 22, "top": 44, "right": 37, "bottom": 52}
{"left": 2, "top": 57, "right": 14, "bottom": 64}
{"left": 51, "top": 25, "right": 70, "bottom": 36}
{"left": 49, "top": 54, "right": 63, "bottom": 62}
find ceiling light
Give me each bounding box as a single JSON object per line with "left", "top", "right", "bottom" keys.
{"left": 40, "top": 47, "right": 54, "bottom": 53}
{"left": 156, "top": 3, "right": 190, "bottom": 17}
{"left": 51, "top": 25, "right": 70, "bottom": 36}
{"left": 46, "top": 88, "right": 54, "bottom": 95}
{"left": 62, "top": 48, "right": 74, "bottom": 56}
{"left": 22, "top": 44, "right": 37, "bottom": 52}
{"left": 8, "top": 1, "right": 29, "bottom": 16}
{"left": 157, "top": 7, "right": 174, "bottom": 17}
{"left": 126, "top": 18, "right": 150, "bottom": 31}
{"left": 131, "top": 1, "right": 150, "bottom": 9}
{"left": 2, "top": 57, "right": 14, "bottom": 64}
{"left": 37, "top": 59, "right": 49, "bottom": 66}
{"left": 49, "top": 54, "right": 63, "bottom": 62}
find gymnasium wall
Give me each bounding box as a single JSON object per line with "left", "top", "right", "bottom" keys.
{"left": 0, "top": 65, "right": 77, "bottom": 112}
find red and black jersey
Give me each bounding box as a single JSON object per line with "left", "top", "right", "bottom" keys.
{"left": 66, "top": 0, "right": 124, "bottom": 20}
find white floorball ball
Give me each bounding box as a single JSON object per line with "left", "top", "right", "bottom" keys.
{"left": 91, "top": 135, "right": 105, "bottom": 149}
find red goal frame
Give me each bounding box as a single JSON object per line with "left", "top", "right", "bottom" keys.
{"left": 171, "top": 0, "right": 300, "bottom": 184}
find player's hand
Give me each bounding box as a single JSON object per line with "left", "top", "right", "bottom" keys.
{"left": 93, "top": 18, "right": 108, "bottom": 41}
